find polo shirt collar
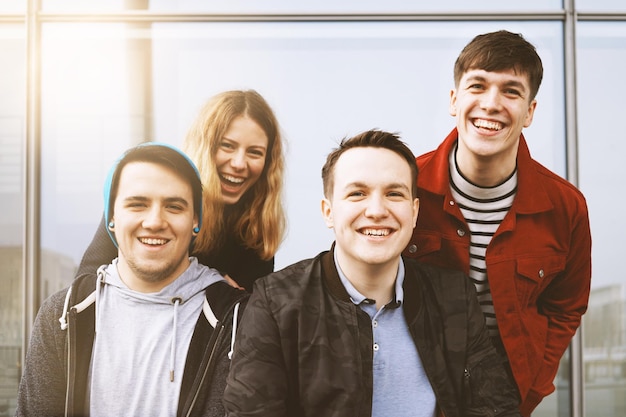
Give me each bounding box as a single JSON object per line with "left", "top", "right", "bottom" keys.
{"left": 333, "top": 249, "right": 404, "bottom": 309}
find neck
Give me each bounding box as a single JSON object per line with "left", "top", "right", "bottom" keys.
{"left": 455, "top": 142, "right": 517, "bottom": 187}
{"left": 116, "top": 256, "right": 191, "bottom": 293}
{"left": 336, "top": 252, "right": 398, "bottom": 310}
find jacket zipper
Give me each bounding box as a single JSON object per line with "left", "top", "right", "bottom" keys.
{"left": 183, "top": 295, "right": 246, "bottom": 415}
{"left": 464, "top": 367, "right": 471, "bottom": 406}
{"left": 64, "top": 308, "right": 73, "bottom": 417}
{"left": 183, "top": 323, "right": 225, "bottom": 417}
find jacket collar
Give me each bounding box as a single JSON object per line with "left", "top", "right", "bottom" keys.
{"left": 418, "top": 127, "right": 553, "bottom": 214}
{"left": 320, "top": 244, "right": 421, "bottom": 323}
{"left": 321, "top": 243, "right": 352, "bottom": 303}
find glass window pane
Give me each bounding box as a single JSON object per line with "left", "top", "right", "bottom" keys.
{"left": 42, "top": 0, "right": 562, "bottom": 13}
{"left": 147, "top": 20, "right": 565, "bottom": 269}
{"left": 158, "top": 21, "right": 565, "bottom": 417}
{"left": 40, "top": 20, "right": 566, "bottom": 279}
{"left": 40, "top": 22, "right": 152, "bottom": 297}
{"left": 0, "top": 0, "right": 25, "bottom": 13}
{"left": 0, "top": 23, "right": 25, "bottom": 417}
{"left": 578, "top": 21, "right": 626, "bottom": 417}
{"left": 40, "top": 18, "right": 570, "bottom": 416}
{"left": 577, "top": 0, "right": 626, "bottom": 12}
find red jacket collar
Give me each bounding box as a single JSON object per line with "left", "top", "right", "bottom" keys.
{"left": 417, "top": 127, "right": 553, "bottom": 214}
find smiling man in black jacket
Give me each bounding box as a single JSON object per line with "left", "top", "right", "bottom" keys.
{"left": 224, "top": 130, "right": 520, "bottom": 417}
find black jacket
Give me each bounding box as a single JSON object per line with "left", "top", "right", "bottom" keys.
{"left": 224, "top": 248, "right": 521, "bottom": 417}
{"left": 16, "top": 272, "right": 248, "bottom": 417}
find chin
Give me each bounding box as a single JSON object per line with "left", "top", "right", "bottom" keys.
{"left": 221, "top": 194, "right": 243, "bottom": 205}
{"left": 360, "top": 253, "right": 394, "bottom": 265}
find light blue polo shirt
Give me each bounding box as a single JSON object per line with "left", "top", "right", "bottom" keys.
{"left": 335, "top": 253, "right": 437, "bottom": 417}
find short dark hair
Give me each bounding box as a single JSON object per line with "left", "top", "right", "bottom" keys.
{"left": 321, "top": 130, "right": 418, "bottom": 198}
{"left": 454, "top": 30, "right": 544, "bottom": 100}
{"left": 104, "top": 142, "right": 203, "bottom": 246}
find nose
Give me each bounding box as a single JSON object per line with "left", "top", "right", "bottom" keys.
{"left": 229, "top": 149, "right": 247, "bottom": 170}
{"left": 480, "top": 86, "right": 503, "bottom": 112}
{"left": 364, "top": 195, "right": 388, "bottom": 219}
{"left": 142, "top": 206, "right": 167, "bottom": 230}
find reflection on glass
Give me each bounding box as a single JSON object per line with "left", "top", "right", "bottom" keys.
{"left": 0, "top": 23, "right": 25, "bottom": 417}
{"left": 39, "top": 17, "right": 569, "bottom": 416}
{"left": 0, "top": 0, "right": 25, "bottom": 13}
{"left": 40, "top": 22, "right": 153, "bottom": 300}
{"left": 578, "top": 22, "right": 626, "bottom": 417}
{"left": 19, "top": 4, "right": 626, "bottom": 416}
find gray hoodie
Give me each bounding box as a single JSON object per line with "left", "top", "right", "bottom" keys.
{"left": 89, "top": 257, "right": 224, "bottom": 417}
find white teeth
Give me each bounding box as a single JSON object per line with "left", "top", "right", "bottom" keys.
{"left": 473, "top": 119, "right": 502, "bottom": 131}
{"left": 222, "top": 174, "right": 244, "bottom": 184}
{"left": 140, "top": 238, "right": 167, "bottom": 245}
{"left": 362, "top": 228, "right": 390, "bottom": 237}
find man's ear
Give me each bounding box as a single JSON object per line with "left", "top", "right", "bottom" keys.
{"left": 321, "top": 198, "right": 334, "bottom": 229}
{"left": 523, "top": 99, "right": 538, "bottom": 128}
{"left": 412, "top": 198, "right": 420, "bottom": 228}
{"left": 192, "top": 215, "right": 200, "bottom": 235}
{"left": 449, "top": 89, "right": 458, "bottom": 116}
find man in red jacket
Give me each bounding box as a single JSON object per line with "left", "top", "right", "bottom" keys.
{"left": 403, "top": 30, "right": 592, "bottom": 416}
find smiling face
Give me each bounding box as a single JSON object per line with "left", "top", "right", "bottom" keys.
{"left": 215, "top": 115, "right": 269, "bottom": 205}
{"left": 112, "top": 161, "right": 198, "bottom": 292}
{"left": 451, "top": 68, "right": 537, "bottom": 185}
{"left": 321, "top": 147, "right": 419, "bottom": 272}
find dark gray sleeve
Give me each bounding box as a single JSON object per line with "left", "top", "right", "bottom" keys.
{"left": 75, "top": 214, "right": 118, "bottom": 280}
{"left": 463, "top": 278, "right": 522, "bottom": 417}
{"left": 223, "top": 281, "right": 289, "bottom": 417}
{"left": 15, "top": 290, "right": 69, "bottom": 417}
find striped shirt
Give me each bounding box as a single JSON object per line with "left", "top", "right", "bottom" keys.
{"left": 448, "top": 146, "right": 517, "bottom": 337}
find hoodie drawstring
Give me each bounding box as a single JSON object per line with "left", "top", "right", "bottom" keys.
{"left": 228, "top": 302, "right": 241, "bottom": 360}
{"left": 94, "top": 265, "right": 106, "bottom": 335}
{"left": 170, "top": 297, "right": 182, "bottom": 382}
{"left": 58, "top": 287, "right": 73, "bottom": 330}
{"left": 58, "top": 265, "right": 107, "bottom": 331}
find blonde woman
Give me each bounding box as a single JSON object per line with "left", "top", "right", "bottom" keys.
{"left": 77, "top": 90, "right": 286, "bottom": 291}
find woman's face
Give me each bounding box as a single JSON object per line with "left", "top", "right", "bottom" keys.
{"left": 215, "top": 115, "right": 269, "bottom": 205}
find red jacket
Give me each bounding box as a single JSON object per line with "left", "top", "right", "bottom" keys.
{"left": 403, "top": 128, "right": 592, "bottom": 416}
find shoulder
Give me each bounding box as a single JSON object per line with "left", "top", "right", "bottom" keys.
{"left": 530, "top": 158, "right": 587, "bottom": 202}
{"left": 415, "top": 129, "right": 456, "bottom": 170}
{"left": 38, "top": 287, "right": 72, "bottom": 320}
{"left": 205, "top": 281, "right": 250, "bottom": 320}
{"left": 30, "top": 286, "right": 77, "bottom": 341}
{"left": 39, "top": 272, "right": 97, "bottom": 320}
{"left": 416, "top": 149, "right": 437, "bottom": 167}
{"left": 255, "top": 255, "right": 321, "bottom": 290}
{"left": 249, "top": 254, "right": 325, "bottom": 311}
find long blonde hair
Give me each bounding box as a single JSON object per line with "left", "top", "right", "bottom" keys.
{"left": 182, "top": 90, "right": 285, "bottom": 260}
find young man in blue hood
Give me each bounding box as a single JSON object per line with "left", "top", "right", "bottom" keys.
{"left": 16, "top": 143, "right": 248, "bottom": 417}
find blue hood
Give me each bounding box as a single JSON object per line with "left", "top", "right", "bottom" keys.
{"left": 103, "top": 142, "right": 203, "bottom": 247}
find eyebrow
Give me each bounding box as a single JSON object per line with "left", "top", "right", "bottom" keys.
{"left": 123, "top": 196, "right": 191, "bottom": 207}
{"left": 345, "top": 181, "right": 411, "bottom": 192}
{"left": 221, "top": 137, "right": 268, "bottom": 150}
{"left": 465, "top": 75, "right": 528, "bottom": 92}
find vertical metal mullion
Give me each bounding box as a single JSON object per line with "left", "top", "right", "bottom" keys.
{"left": 125, "top": 0, "right": 153, "bottom": 144}
{"left": 563, "top": 0, "right": 584, "bottom": 416}
{"left": 22, "top": 0, "right": 41, "bottom": 369}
